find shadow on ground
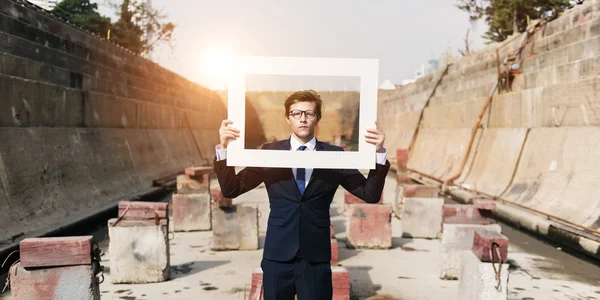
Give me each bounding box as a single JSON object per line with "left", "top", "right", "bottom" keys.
{"left": 171, "top": 260, "right": 230, "bottom": 279}
{"left": 346, "top": 265, "right": 382, "bottom": 300}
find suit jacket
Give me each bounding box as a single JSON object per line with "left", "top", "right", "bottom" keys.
{"left": 214, "top": 138, "right": 390, "bottom": 263}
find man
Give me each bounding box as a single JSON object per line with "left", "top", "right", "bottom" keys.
{"left": 214, "top": 90, "right": 389, "bottom": 300}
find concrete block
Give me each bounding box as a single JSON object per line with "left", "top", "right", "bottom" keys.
{"left": 249, "top": 267, "right": 264, "bottom": 300}
{"left": 458, "top": 251, "right": 509, "bottom": 300}
{"left": 107, "top": 218, "right": 170, "bottom": 283}
{"left": 396, "top": 174, "right": 414, "bottom": 184}
{"left": 332, "top": 266, "right": 351, "bottom": 300}
{"left": 177, "top": 174, "right": 209, "bottom": 194}
{"left": 346, "top": 203, "right": 392, "bottom": 249}
{"left": 248, "top": 268, "right": 299, "bottom": 300}
{"left": 184, "top": 166, "right": 213, "bottom": 177}
{"left": 331, "top": 238, "right": 339, "bottom": 266}
{"left": 249, "top": 266, "right": 348, "bottom": 299}
{"left": 212, "top": 204, "right": 259, "bottom": 250}
{"left": 396, "top": 148, "right": 409, "bottom": 171}
{"left": 400, "top": 184, "right": 439, "bottom": 198}
{"left": 472, "top": 229, "right": 509, "bottom": 263}
{"left": 20, "top": 236, "right": 92, "bottom": 268}
{"left": 118, "top": 201, "right": 168, "bottom": 220}
{"left": 472, "top": 198, "right": 497, "bottom": 211}
{"left": 401, "top": 197, "right": 444, "bottom": 239}
{"left": 9, "top": 262, "right": 100, "bottom": 300}
{"left": 395, "top": 183, "right": 439, "bottom": 221}
{"left": 343, "top": 191, "right": 383, "bottom": 215}
{"left": 211, "top": 187, "right": 232, "bottom": 207}
{"left": 440, "top": 219, "right": 502, "bottom": 280}
{"left": 393, "top": 186, "right": 403, "bottom": 219}
{"left": 172, "top": 193, "right": 211, "bottom": 232}
{"left": 443, "top": 204, "right": 484, "bottom": 220}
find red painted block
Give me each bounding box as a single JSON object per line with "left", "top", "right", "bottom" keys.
{"left": 20, "top": 236, "right": 93, "bottom": 268}
{"left": 118, "top": 201, "right": 167, "bottom": 220}
{"left": 472, "top": 198, "right": 497, "bottom": 211}
{"left": 184, "top": 166, "right": 213, "bottom": 177}
{"left": 472, "top": 229, "right": 509, "bottom": 263}
{"left": 249, "top": 268, "right": 264, "bottom": 300}
{"left": 346, "top": 203, "right": 392, "bottom": 249}
{"left": 212, "top": 188, "right": 233, "bottom": 207}
{"left": 344, "top": 190, "right": 383, "bottom": 204}
{"left": 331, "top": 239, "right": 339, "bottom": 266}
{"left": 402, "top": 184, "right": 439, "bottom": 198}
{"left": 443, "top": 204, "right": 482, "bottom": 220}
{"left": 396, "top": 149, "right": 409, "bottom": 171}
{"left": 9, "top": 262, "right": 100, "bottom": 300}
{"left": 332, "top": 266, "right": 350, "bottom": 300}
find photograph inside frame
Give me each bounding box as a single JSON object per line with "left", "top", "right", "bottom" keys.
{"left": 241, "top": 74, "right": 362, "bottom": 152}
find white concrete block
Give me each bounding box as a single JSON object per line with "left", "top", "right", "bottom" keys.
{"left": 440, "top": 220, "right": 502, "bottom": 280}
{"left": 9, "top": 263, "right": 100, "bottom": 300}
{"left": 108, "top": 218, "right": 170, "bottom": 283}
{"left": 212, "top": 204, "right": 259, "bottom": 250}
{"left": 458, "top": 251, "right": 509, "bottom": 300}
{"left": 401, "top": 197, "right": 444, "bottom": 239}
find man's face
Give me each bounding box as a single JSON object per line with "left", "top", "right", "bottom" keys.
{"left": 286, "top": 101, "right": 319, "bottom": 140}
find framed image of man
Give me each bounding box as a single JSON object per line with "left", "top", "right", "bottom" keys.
{"left": 226, "top": 56, "right": 379, "bottom": 170}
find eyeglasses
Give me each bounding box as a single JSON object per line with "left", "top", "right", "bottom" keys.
{"left": 288, "top": 110, "right": 318, "bottom": 120}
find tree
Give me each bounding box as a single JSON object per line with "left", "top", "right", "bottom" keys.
{"left": 458, "top": 29, "right": 473, "bottom": 57}
{"left": 456, "top": 0, "right": 569, "bottom": 43}
{"left": 111, "top": 0, "right": 175, "bottom": 55}
{"left": 52, "top": 0, "right": 111, "bottom": 37}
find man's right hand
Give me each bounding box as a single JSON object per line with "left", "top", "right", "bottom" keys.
{"left": 219, "top": 120, "right": 240, "bottom": 149}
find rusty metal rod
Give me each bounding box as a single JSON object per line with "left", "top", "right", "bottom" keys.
{"left": 444, "top": 81, "right": 498, "bottom": 186}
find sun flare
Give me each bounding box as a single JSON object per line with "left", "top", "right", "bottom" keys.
{"left": 200, "top": 48, "right": 233, "bottom": 77}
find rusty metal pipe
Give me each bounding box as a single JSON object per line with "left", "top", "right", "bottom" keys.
{"left": 443, "top": 81, "right": 498, "bottom": 186}
{"left": 456, "top": 184, "right": 600, "bottom": 238}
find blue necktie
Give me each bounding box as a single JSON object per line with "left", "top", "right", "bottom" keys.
{"left": 296, "top": 145, "right": 307, "bottom": 195}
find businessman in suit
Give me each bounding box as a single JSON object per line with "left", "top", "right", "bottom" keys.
{"left": 214, "top": 90, "right": 390, "bottom": 300}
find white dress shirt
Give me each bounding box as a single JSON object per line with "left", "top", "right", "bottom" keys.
{"left": 215, "top": 136, "right": 388, "bottom": 188}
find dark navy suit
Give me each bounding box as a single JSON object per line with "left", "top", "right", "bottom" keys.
{"left": 214, "top": 138, "right": 390, "bottom": 299}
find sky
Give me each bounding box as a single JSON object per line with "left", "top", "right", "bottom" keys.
{"left": 93, "top": 0, "right": 487, "bottom": 90}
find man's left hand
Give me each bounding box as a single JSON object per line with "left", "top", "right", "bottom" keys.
{"left": 365, "top": 121, "right": 385, "bottom": 153}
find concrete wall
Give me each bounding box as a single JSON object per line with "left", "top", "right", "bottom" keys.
{"left": 0, "top": 0, "right": 226, "bottom": 242}
{"left": 382, "top": 1, "right": 600, "bottom": 233}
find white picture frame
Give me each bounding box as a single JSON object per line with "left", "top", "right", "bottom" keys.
{"left": 227, "top": 56, "right": 379, "bottom": 169}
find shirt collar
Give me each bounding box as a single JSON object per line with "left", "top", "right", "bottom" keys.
{"left": 290, "top": 135, "right": 316, "bottom": 151}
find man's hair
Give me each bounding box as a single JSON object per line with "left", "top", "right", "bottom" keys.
{"left": 284, "top": 90, "right": 323, "bottom": 121}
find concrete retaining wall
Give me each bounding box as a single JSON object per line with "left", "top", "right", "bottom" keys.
{"left": 0, "top": 0, "right": 227, "bottom": 243}
{"left": 381, "top": 0, "right": 600, "bottom": 247}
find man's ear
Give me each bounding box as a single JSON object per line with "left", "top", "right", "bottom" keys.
{"left": 285, "top": 116, "right": 291, "bottom": 125}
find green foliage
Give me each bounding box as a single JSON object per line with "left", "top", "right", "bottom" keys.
{"left": 52, "top": 0, "right": 111, "bottom": 36}
{"left": 54, "top": 0, "right": 175, "bottom": 55}
{"left": 111, "top": 0, "right": 175, "bottom": 55}
{"left": 456, "top": 0, "right": 569, "bottom": 42}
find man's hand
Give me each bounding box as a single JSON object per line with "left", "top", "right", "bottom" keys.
{"left": 365, "top": 121, "right": 385, "bottom": 153}
{"left": 219, "top": 120, "right": 240, "bottom": 149}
